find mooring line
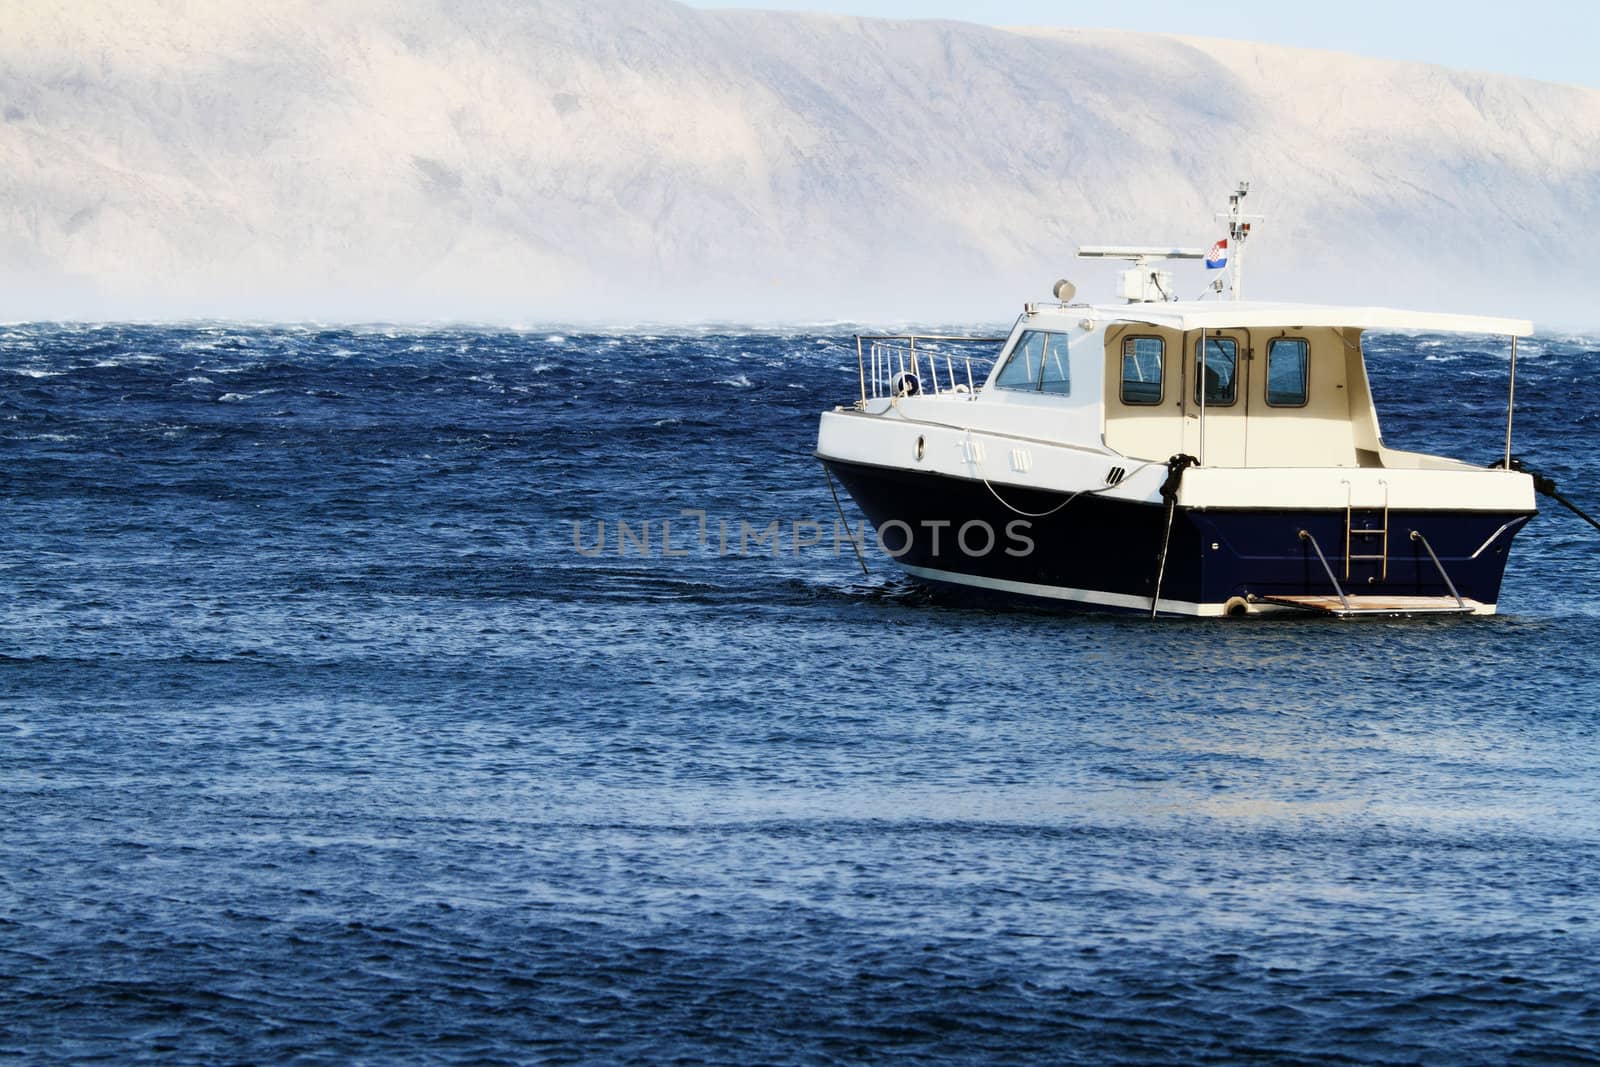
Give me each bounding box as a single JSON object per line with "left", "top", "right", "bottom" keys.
{"left": 821, "top": 462, "right": 870, "bottom": 576}
{"left": 1501, "top": 459, "right": 1600, "bottom": 535}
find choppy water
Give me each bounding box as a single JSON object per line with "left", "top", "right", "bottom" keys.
{"left": 3, "top": 323, "right": 1600, "bottom": 1064}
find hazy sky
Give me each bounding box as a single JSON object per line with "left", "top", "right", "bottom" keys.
{"left": 685, "top": 0, "right": 1600, "bottom": 89}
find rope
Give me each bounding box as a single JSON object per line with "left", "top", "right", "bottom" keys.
{"left": 1500, "top": 459, "right": 1600, "bottom": 535}
{"left": 820, "top": 462, "right": 870, "bottom": 576}
{"left": 1547, "top": 488, "right": 1600, "bottom": 534}
{"left": 1149, "top": 454, "right": 1200, "bottom": 619}
{"left": 979, "top": 472, "right": 1079, "bottom": 518}
{"left": 964, "top": 430, "right": 1159, "bottom": 518}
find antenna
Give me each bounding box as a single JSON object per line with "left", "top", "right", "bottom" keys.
{"left": 1214, "top": 181, "right": 1265, "bottom": 301}
{"left": 1076, "top": 246, "right": 1206, "bottom": 304}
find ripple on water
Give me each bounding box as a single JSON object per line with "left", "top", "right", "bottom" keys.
{"left": 0, "top": 324, "right": 1598, "bottom": 1064}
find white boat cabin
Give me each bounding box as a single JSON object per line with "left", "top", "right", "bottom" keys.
{"left": 859, "top": 301, "right": 1532, "bottom": 473}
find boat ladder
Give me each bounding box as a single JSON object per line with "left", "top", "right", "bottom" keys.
{"left": 1344, "top": 480, "right": 1389, "bottom": 582}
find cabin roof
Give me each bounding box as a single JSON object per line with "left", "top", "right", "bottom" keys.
{"left": 1053, "top": 300, "right": 1533, "bottom": 338}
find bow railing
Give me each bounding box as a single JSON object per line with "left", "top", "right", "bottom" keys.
{"left": 854, "top": 334, "right": 1009, "bottom": 407}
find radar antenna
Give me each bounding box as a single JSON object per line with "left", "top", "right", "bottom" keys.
{"left": 1073, "top": 183, "right": 1265, "bottom": 303}
{"left": 1075, "top": 246, "right": 1205, "bottom": 304}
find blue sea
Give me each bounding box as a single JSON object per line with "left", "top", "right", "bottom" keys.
{"left": 3, "top": 322, "right": 1600, "bottom": 1064}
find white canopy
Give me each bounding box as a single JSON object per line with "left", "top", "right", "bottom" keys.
{"left": 1058, "top": 300, "right": 1533, "bottom": 338}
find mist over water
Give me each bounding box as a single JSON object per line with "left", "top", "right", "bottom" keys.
{"left": 3, "top": 323, "right": 1599, "bottom": 1063}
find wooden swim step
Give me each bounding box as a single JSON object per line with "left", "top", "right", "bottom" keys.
{"left": 1261, "top": 593, "right": 1481, "bottom": 617}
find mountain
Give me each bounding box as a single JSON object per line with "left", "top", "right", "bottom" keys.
{"left": 1, "top": 0, "right": 1596, "bottom": 324}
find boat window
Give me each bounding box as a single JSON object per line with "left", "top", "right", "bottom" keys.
{"left": 995, "top": 331, "right": 1044, "bottom": 391}
{"left": 995, "top": 331, "right": 1071, "bottom": 395}
{"left": 1266, "top": 338, "right": 1309, "bottom": 406}
{"left": 1038, "top": 332, "right": 1071, "bottom": 395}
{"left": 1120, "top": 337, "right": 1164, "bottom": 405}
{"left": 1194, "top": 336, "right": 1238, "bottom": 406}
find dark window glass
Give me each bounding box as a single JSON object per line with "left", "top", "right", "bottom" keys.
{"left": 1120, "top": 337, "right": 1163, "bottom": 405}
{"left": 995, "top": 331, "right": 1070, "bottom": 396}
{"left": 1266, "top": 338, "right": 1309, "bottom": 406}
{"left": 1195, "top": 336, "right": 1238, "bottom": 406}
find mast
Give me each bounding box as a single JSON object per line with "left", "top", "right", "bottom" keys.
{"left": 1216, "top": 181, "right": 1264, "bottom": 301}
{"left": 1074, "top": 184, "right": 1264, "bottom": 302}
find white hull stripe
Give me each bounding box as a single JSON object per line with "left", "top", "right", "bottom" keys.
{"left": 898, "top": 564, "right": 1499, "bottom": 617}
{"left": 899, "top": 563, "right": 1224, "bottom": 617}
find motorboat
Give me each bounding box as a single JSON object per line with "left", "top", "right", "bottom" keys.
{"left": 815, "top": 185, "right": 1537, "bottom": 617}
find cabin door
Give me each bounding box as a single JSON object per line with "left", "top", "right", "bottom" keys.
{"left": 1182, "top": 332, "right": 1248, "bottom": 467}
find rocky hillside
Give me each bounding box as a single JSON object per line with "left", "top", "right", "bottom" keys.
{"left": 1, "top": 0, "right": 1595, "bottom": 323}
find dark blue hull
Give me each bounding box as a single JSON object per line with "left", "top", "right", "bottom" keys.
{"left": 823, "top": 458, "right": 1534, "bottom": 614}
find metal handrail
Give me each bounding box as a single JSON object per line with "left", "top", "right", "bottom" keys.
{"left": 1298, "top": 529, "right": 1351, "bottom": 611}
{"left": 855, "top": 334, "right": 1008, "bottom": 407}
{"left": 1409, "top": 530, "right": 1466, "bottom": 609}
{"left": 854, "top": 334, "right": 1011, "bottom": 341}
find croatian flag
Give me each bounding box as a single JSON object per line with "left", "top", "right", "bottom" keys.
{"left": 1206, "top": 239, "right": 1228, "bottom": 270}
